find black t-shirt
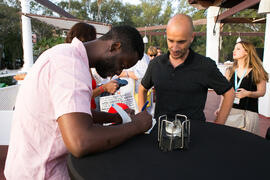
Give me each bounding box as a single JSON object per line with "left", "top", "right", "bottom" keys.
{"left": 230, "top": 71, "right": 258, "bottom": 113}
{"left": 141, "top": 49, "right": 232, "bottom": 121}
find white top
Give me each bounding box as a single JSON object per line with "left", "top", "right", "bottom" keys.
{"left": 129, "top": 53, "right": 150, "bottom": 93}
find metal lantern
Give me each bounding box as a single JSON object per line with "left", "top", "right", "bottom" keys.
{"left": 158, "top": 114, "right": 190, "bottom": 152}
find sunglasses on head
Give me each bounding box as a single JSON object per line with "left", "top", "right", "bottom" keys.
{"left": 150, "top": 54, "right": 157, "bottom": 57}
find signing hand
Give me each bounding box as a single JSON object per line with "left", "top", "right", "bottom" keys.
{"left": 130, "top": 111, "right": 152, "bottom": 133}
{"left": 124, "top": 108, "right": 135, "bottom": 116}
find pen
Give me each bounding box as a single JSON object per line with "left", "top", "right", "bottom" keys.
{"left": 141, "top": 101, "right": 149, "bottom": 112}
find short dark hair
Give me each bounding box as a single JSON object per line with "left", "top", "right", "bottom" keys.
{"left": 99, "top": 25, "right": 144, "bottom": 59}
{"left": 65, "top": 23, "right": 96, "bottom": 43}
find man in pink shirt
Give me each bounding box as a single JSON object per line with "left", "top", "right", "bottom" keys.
{"left": 4, "top": 25, "right": 152, "bottom": 179}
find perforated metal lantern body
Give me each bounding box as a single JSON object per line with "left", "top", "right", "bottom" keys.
{"left": 158, "top": 114, "right": 190, "bottom": 152}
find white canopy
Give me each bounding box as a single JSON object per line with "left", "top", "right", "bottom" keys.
{"left": 22, "top": 13, "right": 111, "bottom": 36}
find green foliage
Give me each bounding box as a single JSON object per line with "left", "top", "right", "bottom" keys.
{"left": 136, "top": 0, "right": 163, "bottom": 26}
{"left": 29, "top": 1, "right": 53, "bottom": 16}
{"left": 177, "top": 0, "right": 198, "bottom": 16}
{"left": 191, "top": 10, "right": 207, "bottom": 56}
{"left": 33, "top": 36, "right": 65, "bottom": 57}
{"left": 58, "top": 1, "right": 89, "bottom": 20}
{"left": 117, "top": 4, "right": 142, "bottom": 26}
{"left": 191, "top": 36, "right": 206, "bottom": 56}
{"left": 4, "top": 0, "right": 20, "bottom": 8}
{"left": 0, "top": 76, "right": 17, "bottom": 86}
{"left": 219, "top": 9, "right": 266, "bottom": 63}
{"left": 1, "top": 1, "right": 65, "bottom": 68}
{"left": 31, "top": 18, "right": 55, "bottom": 40}
{"left": 0, "top": 3, "right": 23, "bottom": 69}
{"left": 2, "top": 0, "right": 266, "bottom": 65}
{"left": 95, "top": 0, "right": 124, "bottom": 24}
{"left": 134, "top": 0, "right": 175, "bottom": 52}
{"left": 82, "top": 0, "right": 127, "bottom": 24}
{"left": 160, "top": 1, "right": 174, "bottom": 25}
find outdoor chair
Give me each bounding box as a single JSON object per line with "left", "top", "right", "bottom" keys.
{"left": 0, "top": 84, "right": 20, "bottom": 110}
{"left": 0, "top": 84, "right": 20, "bottom": 145}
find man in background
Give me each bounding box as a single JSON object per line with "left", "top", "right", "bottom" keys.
{"left": 138, "top": 14, "right": 234, "bottom": 123}
{"left": 157, "top": 47, "right": 162, "bottom": 56}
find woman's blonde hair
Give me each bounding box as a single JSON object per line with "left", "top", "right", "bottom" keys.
{"left": 229, "top": 41, "right": 268, "bottom": 84}
{"left": 147, "top": 46, "right": 157, "bottom": 56}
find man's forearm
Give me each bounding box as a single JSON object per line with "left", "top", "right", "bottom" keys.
{"left": 58, "top": 113, "right": 141, "bottom": 158}
{"left": 215, "top": 88, "right": 235, "bottom": 124}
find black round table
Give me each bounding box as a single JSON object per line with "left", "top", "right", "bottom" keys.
{"left": 67, "top": 121, "right": 270, "bottom": 180}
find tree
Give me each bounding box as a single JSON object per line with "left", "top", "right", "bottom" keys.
{"left": 117, "top": 4, "right": 142, "bottom": 26}
{"left": 220, "top": 9, "right": 266, "bottom": 62}
{"left": 159, "top": 1, "right": 174, "bottom": 25}
{"left": 191, "top": 10, "right": 207, "bottom": 56}
{"left": 88, "top": 0, "right": 126, "bottom": 24}
{"left": 133, "top": 0, "right": 175, "bottom": 52}
{"left": 33, "top": 36, "right": 65, "bottom": 58}
{"left": 58, "top": 0, "right": 89, "bottom": 20}
{"left": 0, "top": 0, "right": 64, "bottom": 69}
{"left": 0, "top": 3, "right": 23, "bottom": 69}
{"left": 175, "top": 1, "right": 265, "bottom": 63}
{"left": 177, "top": 0, "right": 198, "bottom": 16}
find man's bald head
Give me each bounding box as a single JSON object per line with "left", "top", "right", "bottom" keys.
{"left": 167, "top": 14, "right": 194, "bottom": 36}
{"left": 166, "top": 14, "right": 195, "bottom": 62}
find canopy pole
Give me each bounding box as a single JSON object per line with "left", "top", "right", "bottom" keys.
{"left": 20, "top": 0, "right": 34, "bottom": 72}
{"left": 206, "top": 6, "right": 220, "bottom": 64}
{"left": 259, "top": 13, "right": 270, "bottom": 117}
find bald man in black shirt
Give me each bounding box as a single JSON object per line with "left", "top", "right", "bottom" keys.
{"left": 138, "top": 14, "right": 234, "bottom": 124}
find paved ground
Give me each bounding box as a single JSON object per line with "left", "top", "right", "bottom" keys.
{"left": 0, "top": 146, "right": 7, "bottom": 180}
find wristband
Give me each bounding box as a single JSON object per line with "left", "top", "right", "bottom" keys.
{"left": 99, "top": 85, "right": 104, "bottom": 93}
{"left": 112, "top": 104, "right": 131, "bottom": 124}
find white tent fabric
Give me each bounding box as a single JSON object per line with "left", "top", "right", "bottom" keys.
{"left": 22, "top": 13, "right": 111, "bottom": 36}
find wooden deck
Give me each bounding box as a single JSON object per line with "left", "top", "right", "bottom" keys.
{"left": 0, "top": 145, "right": 8, "bottom": 180}
{"left": 1, "top": 90, "right": 270, "bottom": 179}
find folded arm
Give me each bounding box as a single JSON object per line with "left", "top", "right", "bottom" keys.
{"left": 236, "top": 80, "right": 266, "bottom": 99}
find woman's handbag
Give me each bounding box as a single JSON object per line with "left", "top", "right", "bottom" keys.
{"left": 225, "top": 108, "right": 246, "bottom": 129}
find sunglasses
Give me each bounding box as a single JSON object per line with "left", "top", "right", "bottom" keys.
{"left": 150, "top": 54, "right": 157, "bottom": 57}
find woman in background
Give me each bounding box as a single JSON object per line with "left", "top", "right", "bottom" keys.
{"left": 223, "top": 41, "right": 268, "bottom": 135}
{"left": 147, "top": 46, "right": 157, "bottom": 60}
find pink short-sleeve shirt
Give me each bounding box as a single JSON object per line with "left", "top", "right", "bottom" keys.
{"left": 4, "top": 38, "right": 92, "bottom": 179}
